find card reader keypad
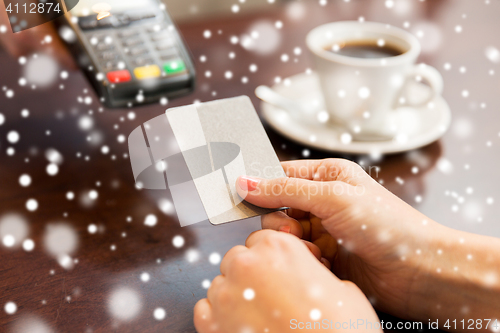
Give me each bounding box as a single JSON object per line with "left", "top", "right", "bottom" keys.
{"left": 81, "top": 17, "right": 188, "bottom": 84}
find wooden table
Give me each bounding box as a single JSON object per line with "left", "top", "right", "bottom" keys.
{"left": 1, "top": 0, "right": 499, "bottom": 331}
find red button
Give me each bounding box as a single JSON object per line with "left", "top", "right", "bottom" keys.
{"left": 107, "top": 70, "right": 131, "bottom": 83}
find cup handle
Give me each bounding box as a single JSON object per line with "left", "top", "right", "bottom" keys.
{"left": 401, "top": 63, "right": 444, "bottom": 107}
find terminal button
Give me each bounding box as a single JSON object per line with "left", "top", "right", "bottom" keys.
{"left": 106, "top": 70, "right": 131, "bottom": 83}
{"left": 163, "top": 59, "right": 186, "bottom": 75}
{"left": 134, "top": 65, "right": 161, "bottom": 80}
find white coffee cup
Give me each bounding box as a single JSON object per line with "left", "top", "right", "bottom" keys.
{"left": 306, "top": 21, "right": 443, "bottom": 140}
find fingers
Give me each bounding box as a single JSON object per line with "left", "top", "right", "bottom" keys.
{"left": 245, "top": 229, "right": 274, "bottom": 248}
{"left": 254, "top": 218, "right": 321, "bottom": 260}
{"left": 220, "top": 245, "right": 248, "bottom": 276}
{"left": 302, "top": 240, "right": 321, "bottom": 260}
{"left": 302, "top": 239, "right": 332, "bottom": 269}
{"left": 281, "top": 159, "right": 367, "bottom": 184}
{"left": 193, "top": 299, "right": 216, "bottom": 333}
{"left": 287, "top": 208, "right": 309, "bottom": 220}
{"left": 237, "top": 176, "right": 347, "bottom": 219}
{"left": 261, "top": 211, "right": 303, "bottom": 238}
{"left": 298, "top": 218, "right": 312, "bottom": 240}
{"left": 314, "top": 233, "right": 339, "bottom": 264}
{"left": 281, "top": 159, "right": 329, "bottom": 180}
{"left": 207, "top": 275, "right": 226, "bottom": 305}
{"left": 320, "top": 257, "right": 331, "bottom": 270}
{"left": 245, "top": 229, "right": 298, "bottom": 249}
{"left": 302, "top": 240, "right": 331, "bottom": 270}
{"left": 246, "top": 232, "right": 328, "bottom": 269}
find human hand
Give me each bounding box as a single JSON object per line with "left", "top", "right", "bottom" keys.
{"left": 194, "top": 229, "right": 382, "bottom": 333}
{"left": 235, "top": 159, "right": 448, "bottom": 321}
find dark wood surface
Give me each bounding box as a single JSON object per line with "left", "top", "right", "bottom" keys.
{"left": 1, "top": 0, "right": 499, "bottom": 332}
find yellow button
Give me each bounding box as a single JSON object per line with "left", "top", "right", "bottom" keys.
{"left": 133, "top": 65, "right": 161, "bottom": 80}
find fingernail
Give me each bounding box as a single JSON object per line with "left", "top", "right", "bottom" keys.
{"left": 238, "top": 176, "right": 260, "bottom": 192}
{"left": 279, "top": 225, "right": 291, "bottom": 233}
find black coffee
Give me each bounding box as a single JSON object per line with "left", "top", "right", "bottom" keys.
{"left": 325, "top": 40, "right": 405, "bottom": 59}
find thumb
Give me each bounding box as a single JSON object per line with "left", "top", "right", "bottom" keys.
{"left": 236, "top": 176, "right": 352, "bottom": 220}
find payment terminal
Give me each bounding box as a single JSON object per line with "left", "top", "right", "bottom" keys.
{"left": 60, "top": 0, "right": 196, "bottom": 108}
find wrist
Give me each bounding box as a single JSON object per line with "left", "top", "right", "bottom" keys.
{"left": 405, "top": 223, "right": 454, "bottom": 319}
{"left": 402, "top": 221, "right": 447, "bottom": 320}
{"left": 407, "top": 224, "right": 500, "bottom": 326}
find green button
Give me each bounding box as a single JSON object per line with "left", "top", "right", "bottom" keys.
{"left": 163, "top": 59, "right": 186, "bottom": 75}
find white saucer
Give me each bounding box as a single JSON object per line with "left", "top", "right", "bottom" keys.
{"left": 260, "top": 72, "right": 451, "bottom": 155}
